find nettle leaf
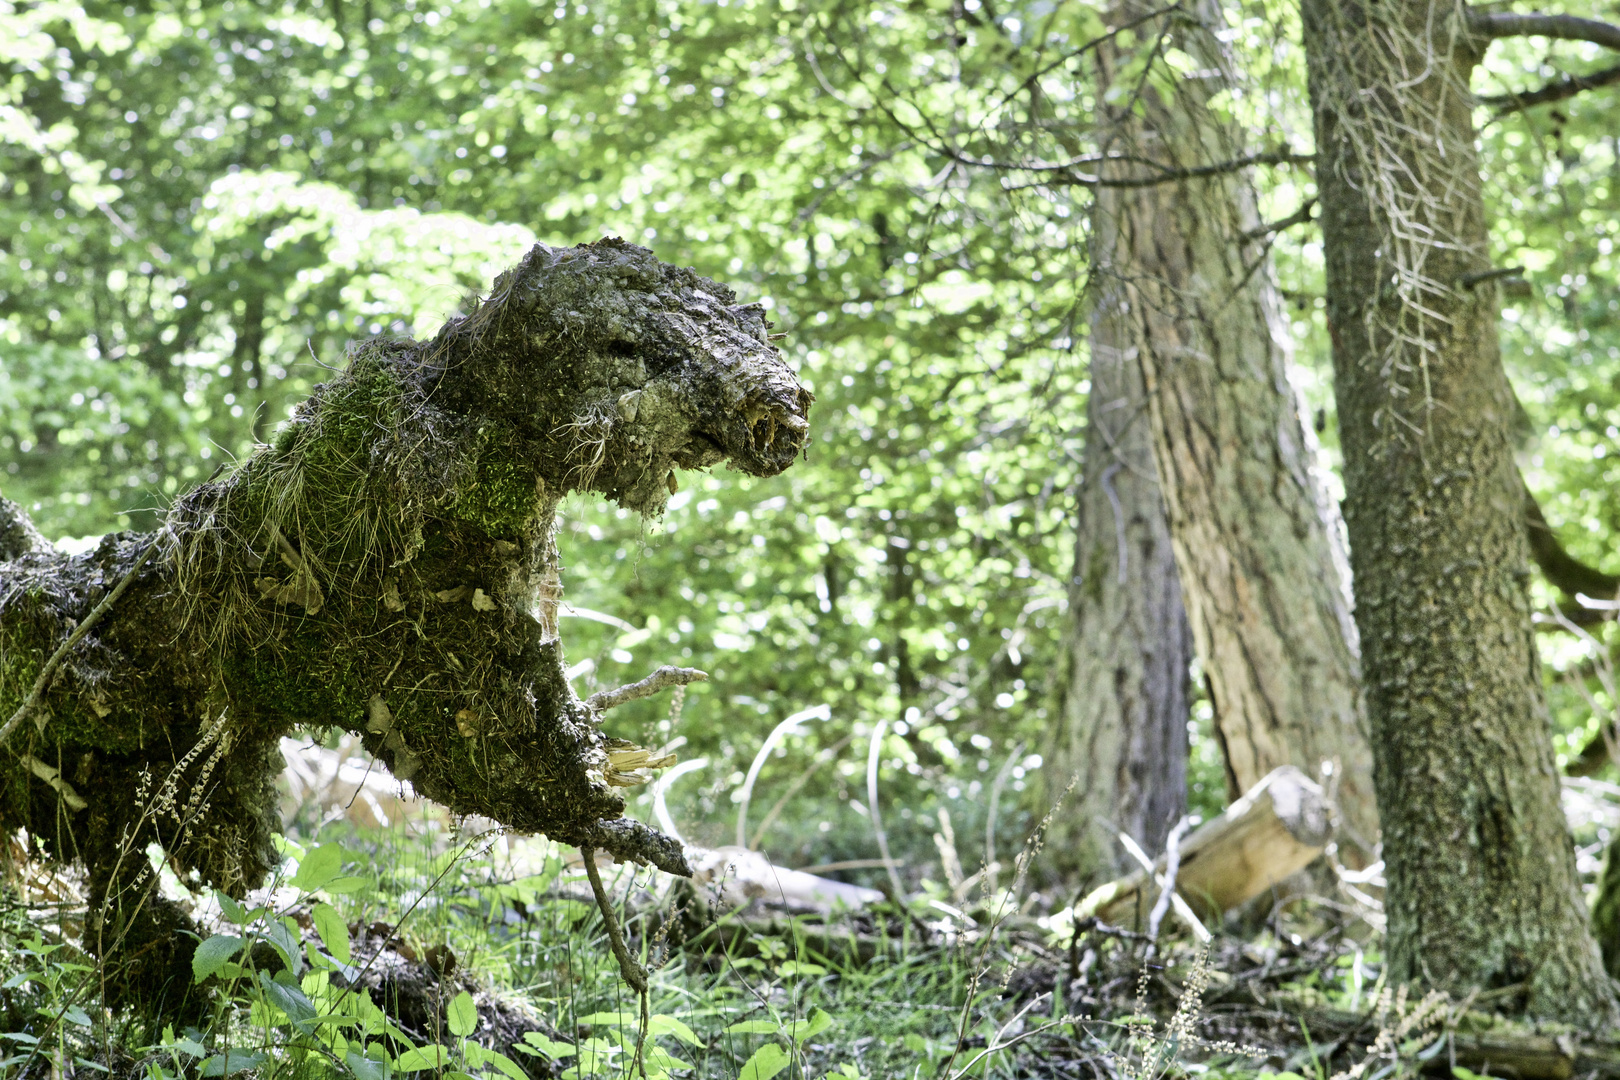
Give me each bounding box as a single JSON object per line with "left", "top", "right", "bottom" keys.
{"left": 724, "top": 1020, "right": 780, "bottom": 1035}
{"left": 199, "top": 1051, "right": 267, "bottom": 1077}
{"left": 463, "top": 1044, "right": 528, "bottom": 1080}
{"left": 516, "top": 1032, "right": 576, "bottom": 1061}
{"left": 737, "top": 1043, "right": 790, "bottom": 1080}
{"left": 647, "top": 1015, "right": 703, "bottom": 1047}
{"left": 291, "top": 843, "right": 345, "bottom": 892}
{"left": 191, "top": 934, "right": 245, "bottom": 984}
{"left": 259, "top": 971, "right": 317, "bottom": 1026}
{"left": 262, "top": 918, "right": 304, "bottom": 977}
{"left": 312, "top": 902, "right": 351, "bottom": 964}
{"left": 790, "top": 1007, "right": 834, "bottom": 1045}
{"left": 392, "top": 1046, "right": 451, "bottom": 1072}
{"left": 321, "top": 876, "right": 371, "bottom": 895}
{"left": 345, "top": 1050, "right": 389, "bottom": 1080}
{"left": 644, "top": 1046, "right": 692, "bottom": 1073}
{"left": 577, "top": 1011, "right": 636, "bottom": 1026}
{"left": 446, "top": 991, "right": 477, "bottom": 1038}
{"left": 215, "top": 891, "right": 247, "bottom": 924}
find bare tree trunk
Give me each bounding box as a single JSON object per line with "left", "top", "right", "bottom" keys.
{"left": 1039, "top": 333, "right": 1191, "bottom": 884}
{"left": 0, "top": 238, "right": 812, "bottom": 1011}
{"left": 1302, "top": 0, "right": 1616, "bottom": 1021}
{"left": 1085, "top": 0, "right": 1377, "bottom": 861}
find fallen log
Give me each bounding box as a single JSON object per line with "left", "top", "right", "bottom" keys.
{"left": 686, "top": 845, "right": 884, "bottom": 913}
{"left": 1075, "top": 765, "right": 1334, "bottom": 928}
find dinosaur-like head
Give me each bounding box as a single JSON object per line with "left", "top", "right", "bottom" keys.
{"left": 433, "top": 237, "right": 813, "bottom": 515}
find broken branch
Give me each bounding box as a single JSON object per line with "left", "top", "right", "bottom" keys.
{"left": 1239, "top": 199, "right": 1318, "bottom": 242}
{"left": 586, "top": 665, "right": 708, "bottom": 713}
{"left": 1524, "top": 477, "right": 1620, "bottom": 600}
{"left": 1083, "top": 766, "right": 1333, "bottom": 933}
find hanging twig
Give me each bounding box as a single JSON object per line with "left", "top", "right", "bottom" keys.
{"left": 581, "top": 846, "right": 651, "bottom": 1076}
{"left": 0, "top": 539, "right": 159, "bottom": 749}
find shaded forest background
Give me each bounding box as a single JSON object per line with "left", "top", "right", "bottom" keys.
{"left": 2, "top": 0, "right": 1617, "bottom": 893}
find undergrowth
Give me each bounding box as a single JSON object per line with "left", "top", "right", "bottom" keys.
{"left": 1, "top": 794, "right": 1449, "bottom": 1080}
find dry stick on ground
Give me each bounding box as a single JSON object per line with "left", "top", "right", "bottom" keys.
{"left": 1117, "top": 830, "right": 1212, "bottom": 943}
{"left": 1146, "top": 815, "right": 1196, "bottom": 944}
{"left": 866, "top": 718, "right": 906, "bottom": 899}
{"left": 0, "top": 539, "right": 160, "bottom": 749}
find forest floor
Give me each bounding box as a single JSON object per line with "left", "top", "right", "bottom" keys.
{"left": 0, "top": 802, "right": 1452, "bottom": 1080}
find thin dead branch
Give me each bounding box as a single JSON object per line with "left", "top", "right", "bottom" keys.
{"left": 585, "top": 665, "right": 708, "bottom": 714}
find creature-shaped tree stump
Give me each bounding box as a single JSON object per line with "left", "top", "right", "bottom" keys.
{"left": 0, "top": 238, "right": 813, "bottom": 1014}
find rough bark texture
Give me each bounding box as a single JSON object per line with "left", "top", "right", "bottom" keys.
{"left": 1039, "top": 332, "right": 1191, "bottom": 884}
{"left": 1301, "top": 0, "right": 1615, "bottom": 1021}
{"left": 1088, "top": 0, "right": 1376, "bottom": 859}
{"left": 0, "top": 238, "right": 812, "bottom": 1012}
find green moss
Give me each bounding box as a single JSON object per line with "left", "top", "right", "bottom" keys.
{"left": 0, "top": 611, "right": 144, "bottom": 754}
{"left": 451, "top": 427, "right": 542, "bottom": 538}
{"left": 227, "top": 633, "right": 371, "bottom": 733}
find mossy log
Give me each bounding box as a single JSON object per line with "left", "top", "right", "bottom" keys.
{"left": 0, "top": 238, "right": 812, "bottom": 1010}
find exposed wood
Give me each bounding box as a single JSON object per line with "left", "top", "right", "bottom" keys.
{"left": 1089, "top": 0, "right": 1378, "bottom": 862}
{"left": 1075, "top": 765, "right": 1334, "bottom": 927}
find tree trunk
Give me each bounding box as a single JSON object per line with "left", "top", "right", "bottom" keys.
{"left": 1087, "top": 0, "right": 1377, "bottom": 861}
{"left": 0, "top": 238, "right": 812, "bottom": 1009}
{"left": 1301, "top": 0, "right": 1615, "bottom": 1021}
{"left": 1039, "top": 328, "right": 1191, "bottom": 884}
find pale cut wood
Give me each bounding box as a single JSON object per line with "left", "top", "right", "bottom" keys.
{"left": 1075, "top": 765, "right": 1333, "bottom": 927}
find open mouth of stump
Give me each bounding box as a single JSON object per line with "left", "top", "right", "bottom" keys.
{"left": 709, "top": 391, "right": 813, "bottom": 476}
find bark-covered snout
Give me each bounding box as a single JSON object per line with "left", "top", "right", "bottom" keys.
{"left": 698, "top": 361, "right": 812, "bottom": 477}
{"left": 481, "top": 237, "right": 812, "bottom": 510}
{"left": 665, "top": 310, "right": 813, "bottom": 479}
